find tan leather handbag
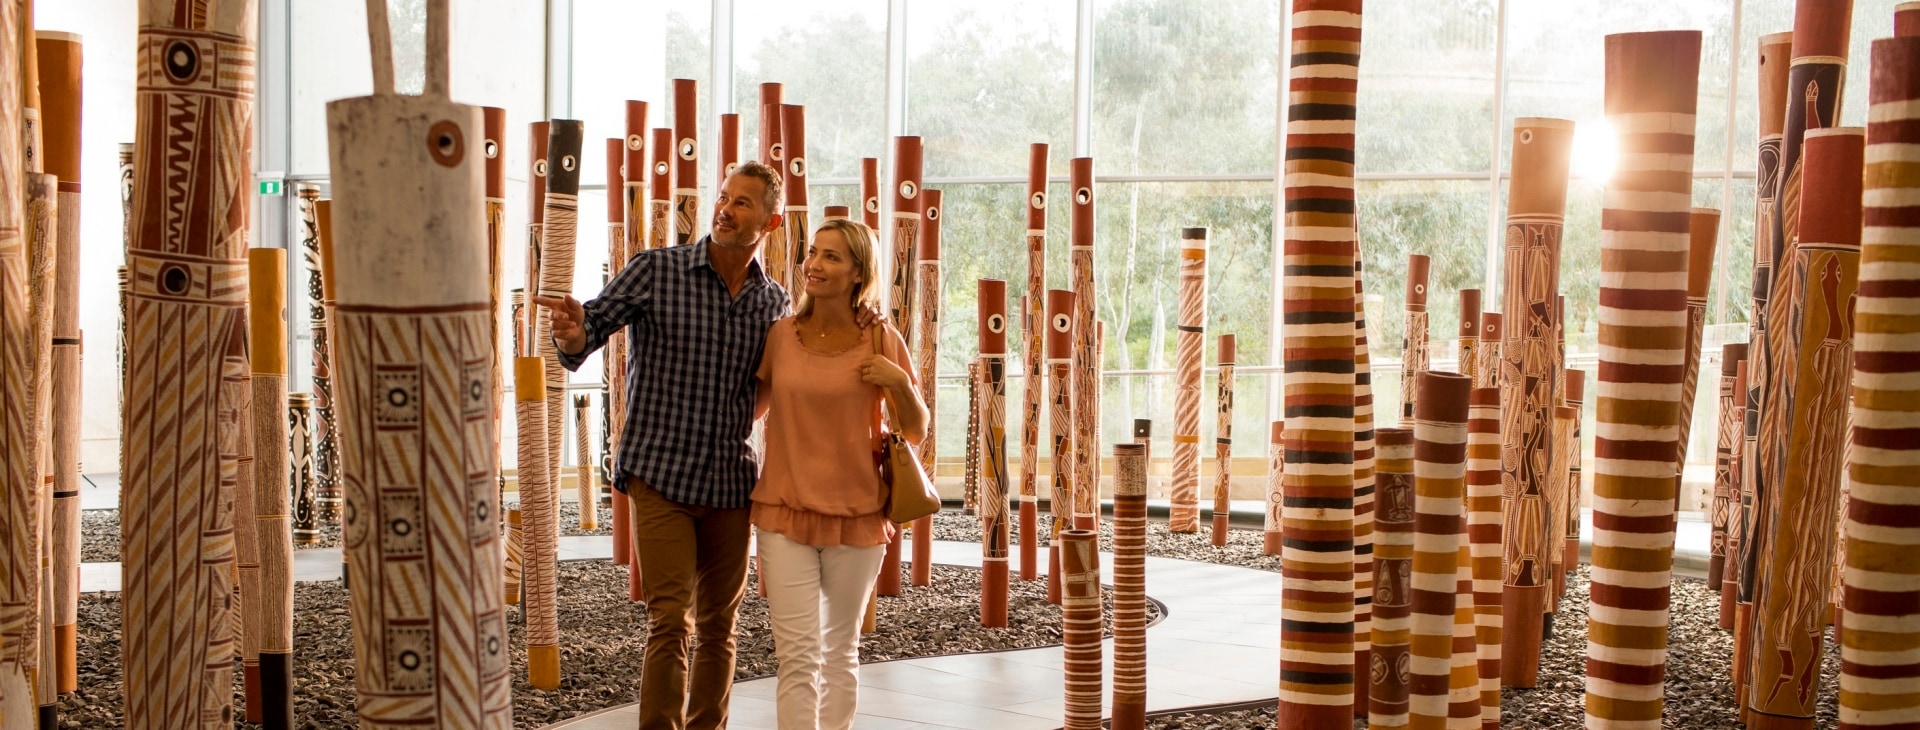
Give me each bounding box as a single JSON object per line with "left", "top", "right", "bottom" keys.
{"left": 872, "top": 327, "right": 940, "bottom": 524}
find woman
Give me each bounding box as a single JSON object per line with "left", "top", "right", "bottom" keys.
{"left": 752, "top": 218, "right": 928, "bottom": 730}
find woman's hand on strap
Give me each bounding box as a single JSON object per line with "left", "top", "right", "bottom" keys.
{"left": 860, "top": 352, "right": 912, "bottom": 392}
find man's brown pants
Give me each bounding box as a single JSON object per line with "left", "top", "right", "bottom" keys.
{"left": 627, "top": 479, "right": 753, "bottom": 730}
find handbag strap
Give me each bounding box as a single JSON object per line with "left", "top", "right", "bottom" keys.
{"left": 871, "top": 325, "right": 896, "bottom": 433}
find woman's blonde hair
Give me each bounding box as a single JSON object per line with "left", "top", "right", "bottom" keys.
{"left": 795, "top": 218, "right": 883, "bottom": 319}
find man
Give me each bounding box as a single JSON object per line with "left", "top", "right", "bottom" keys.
{"left": 538, "top": 161, "right": 789, "bottom": 730}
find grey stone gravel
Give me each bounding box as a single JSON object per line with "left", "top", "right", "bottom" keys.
{"left": 81, "top": 501, "right": 609, "bottom": 565}
{"left": 63, "top": 550, "right": 1148, "bottom": 729}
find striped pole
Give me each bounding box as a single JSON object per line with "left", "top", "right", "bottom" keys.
{"left": 1400, "top": 255, "right": 1431, "bottom": 423}
{"left": 1353, "top": 263, "right": 1379, "bottom": 715}
{"left": 1112, "top": 442, "right": 1149, "bottom": 730}
{"left": 1582, "top": 30, "right": 1702, "bottom": 728}
{"left": 1406, "top": 372, "right": 1472, "bottom": 729}
{"left": 1370, "top": 428, "right": 1415, "bottom": 728}
{"left": 1746, "top": 127, "right": 1863, "bottom": 730}
{"left": 978, "top": 279, "right": 1010, "bottom": 628}
{"left": 1465, "top": 388, "right": 1502, "bottom": 730}
{"left": 1212, "top": 335, "right": 1236, "bottom": 546}
{"left": 1171, "top": 228, "right": 1208, "bottom": 533}
{"left": 1020, "top": 144, "right": 1049, "bottom": 580}
{"left": 1061, "top": 529, "right": 1102, "bottom": 730}
{"left": 1277, "top": 0, "right": 1362, "bottom": 722}
{"left": 1842, "top": 36, "right": 1920, "bottom": 727}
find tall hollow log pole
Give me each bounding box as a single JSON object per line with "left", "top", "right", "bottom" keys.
{"left": 573, "top": 395, "right": 596, "bottom": 530}
{"left": 716, "top": 112, "right": 738, "bottom": 194}
{"left": 1069, "top": 159, "right": 1099, "bottom": 533}
{"left": 978, "top": 279, "right": 1010, "bottom": 628}
{"left": 35, "top": 32, "right": 80, "bottom": 699}
{"left": 1353, "top": 261, "right": 1378, "bottom": 715}
{"left": 1369, "top": 428, "right": 1414, "bottom": 728}
{"left": 878, "top": 136, "right": 923, "bottom": 599}
{"left": 1497, "top": 117, "right": 1573, "bottom": 688}
{"left": 913, "top": 189, "right": 943, "bottom": 588}
{"left": 1211, "top": 335, "right": 1235, "bottom": 546}
{"left": 1265, "top": 421, "right": 1284, "bottom": 556}
{"left": 1277, "top": 1, "right": 1361, "bottom": 722}
{"left": 302, "top": 185, "right": 340, "bottom": 527}
{"left": 1111, "top": 441, "right": 1148, "bottom": 730}
{"left": 1843, "top": 37, "right": 1920, "bottom": 727}
{"left": 245, "top": 248, "right": 294, "bottom": 729}
{"left": 602, "top": 135, "right": 624, "bottom": 540}
{"left": 23, "top": 167, "right": 54, "bottom": 730}
{"left": 1465, "top": 388, "right": 1502, "bottom": 730}
{"left": 1721, "top": 360, "right": 1749, "bottom": 629}
{"left": 670, "top": 79, "right": 699, "bottom": 247}
{"left": 117, "top": 0, "right": 256, "bottom": 722}
{"left": 1170, "top": 227, "right": 1207, "bottom": 533}
{"left": 1405, "top": 372, "right": 1473, "bottom": 728}
{"left": 1556, "top": 370, "right": 1587, "bottom": 604}
{"left": 538, "top": 119, "right": 582, "bottom": 540}
{"left": 483, "top": 107, "right": 505, "bottom": 515}
{"left": 1475, "top": 314, "right": 1501, "bottom": 391}
{"left": 649, "top": 127, "right": 672, "bottom": 250}
{"left": 1020, "top": 143, "right": 1048, "bottom": 581}
{"left": 504, "top": 289, "right": 524, "bottom": 607}
{"left": 1673, "top": 207, "right": 1720, "bottom": 512}
{"left": 1902, "top": 3, "right": 1920, "bottom": 35}
{"left": 1746, "top": 127, "right": 1863, "bottom": 730}
{"left": 326, "top": 6, "right": 513, "bottom": 719}
{"left": 1582, "top": 30, "right": 1702, "bottom": 727}
{"left": 1457, "top": 291, "right": 1480, "bottom": 389}
{"left": 1400, "top": 255, "right": 1431, "bottom": 423}
{"left": 622, "top": 101, "right": 648, "bottom": 257}
{"left": 861, "top": 157, "right": 880, "bottom": 231}
{"left": 965, "top": 360, "right": 981, "bottom": 516}
{"left": 1060, "top": 528, "right": 1102, "bottom": 730}
{"left": 1709, "top": 343, "right": 1746, "bottom": 602}
{"left": 778, "top": 105, "right": 808, "bottom": 291}
{"left": 757, "top": 87, "right": 784, "bottom": 283}
{"left": 1046, "top": 289, "right": 1077, "bottom": 605}
{"left": 288, "top": 393, "right": 315, "bottom": 550}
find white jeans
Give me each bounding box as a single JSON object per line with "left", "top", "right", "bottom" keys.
{"left": 756, "top": 529, "right": 887, "bottom": 730}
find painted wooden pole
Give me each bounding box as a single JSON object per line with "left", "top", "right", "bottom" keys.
{"left": 1405, "top": 372, "right": 1472, "bottom": 729}
{"left": 1746, "top": 126, "right": 1863, "bottom": 730}
{"left": 1546, "top": 403, "right": 1577, "bottom": 617}
{"left": 1901, "top": 2, "right": 1920, "bottom": 36}
{"left": 245, "top": 249, "right": 294, "bottom": 729}
{"left": 515, "top": 356, "right": 556, "bottom": 690}
{"left": 1457, "top": 291, "right": 1480, "bottom": 389}
{"left": 1171, "top": 226, "right": 1207, "bottom": 533}
{"left": 1582, "top": 30, "right": 1702, "bottom": 728}
{"left": 1370, "top": 428, "right": 1415, "bottom": 729}
{"left": 1497, "top": 116, "right": 1573, "bottom": 687}
{"left": 1112, "top": 441, "right": 1148, "bottom": 730}
{"left": 1070, "top": 158, "right": 1099, "bottom": 533}
{"left": 1842, "top": 38, "right": 1920, "bottom": 726}
{"left": 757, "top": 83, "right": 782, "bottom": 167}
{"left": 670, "top": 78, "right": 700, "bottom": 247}
{"left": 1047, "top": 289, "right": 1077, "bottom": 606}
{"left": 34, "top": 32, "right": 80, "bottom": 700}
{"left": 504, "top": 289, "right": 524, "bottom": 607}
{"left": 1709, "top": 343, "right": 1746, "bottom": 595}
{"left": 1673, "top": 207, "right": 1720, "bottom": 511}
{"left": 1265, "top": 421, "right": 1284, "bottom": 556}
{"left": 1464, "top": 388, "right": 1502, "bottom": 730}
{"left": 1557, "top": 370, "right": 1586, "bottom": 606}
{"left": 979, "top": 279, "right": 1010, "bottom": 627}
{"left": 649, "top": 127, "right": 672, "bottom": 251}
{"left": 888, "top": 137, "right": 924, "bottom": 331}
{"left": 623, "top": 100, "right": 649, "bottom": 256}
{"left": 861, "top": 157, "right": 880, "bottom": 231}
{"left": 965, "top": 359, "right": 981, "bottom": 516}
{"left": 716, "top": 112, "right": 739, "bottom": 193}
{"left": 910, "top": 189, "right": 942, "bottom": 587}
{"left": 1400, "top": 255, "right": 1431, "bottom": 423}
{"left": 302, "top": 186, "right": 341, "bottom": 526}
{"left": 1061, "top": 528, "right": 1102, "bottom": 730}
{"left": 1278, "top": 1, "right": 1361, "bottom": 721}
{"left": 539, "top": 120, "right": 583, "bottom": 536}
{"left": 483, "top": 106, "right": 505, "bottom": 485}
{"left": 22, "top": 166, "right": 54, "bottom": 730}
{"left": 573, "top": 395, "right": 596, "bottom": 530}
{"left": 289, "top": 394, "right": 317, "bottom": 546}
{"left": 1020, "top": 143, "right": 1048, "bottom": 581}
{"left": 1354, "top": 263, "right": 1379, "bottom": 715}
{"left": 1212, "top": 335, "right": 1236, "bottom": 546}
{"left": 1475, "top": 314, "right": 1501, "bottom": 391}
{"left": 325, "top": 2, "right": 512, "bottom": 720}
{"left": 778, "top": 104, "right": 809, "bottom": 292}
{"left": 602, "top": 136, "right": 627, "bottom": 555}
{"left": 117, "top": 0, "right": 256, "bottom": 721}
{"left": 1721, "top": 359, "right": 1748, "bottom": 630}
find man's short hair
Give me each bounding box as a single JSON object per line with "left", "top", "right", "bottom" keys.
{"left": 731, "top": 160, "right": 784, "bottom": 213}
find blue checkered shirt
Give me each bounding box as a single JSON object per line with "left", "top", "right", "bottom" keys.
{"left": 556, "top": 239, "right": 790, "bottom": 508}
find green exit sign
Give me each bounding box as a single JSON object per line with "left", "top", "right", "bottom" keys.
{"left": 258, "top": 180, "right": 283, "bottom": 196}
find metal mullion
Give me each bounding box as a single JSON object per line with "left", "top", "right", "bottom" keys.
{"left": 1484, "top": 0, "right": 1510, "bottom": 302}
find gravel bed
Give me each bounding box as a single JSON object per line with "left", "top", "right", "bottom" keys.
{"left": 929, "top": 510, "right": 1282, "bottom": 573}
{"left": 81, "top": 500, "right": 610, "bottom": 565}
{"left": 64, "top": 556, "right": 1146, "bottom": 729}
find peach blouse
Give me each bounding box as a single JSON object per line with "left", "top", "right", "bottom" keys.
{"left": 751, "top": 318, "right": 914, "bottom": 548}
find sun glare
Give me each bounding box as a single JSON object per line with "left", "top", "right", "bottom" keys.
{"left": 1571, "top": 118, "right": 1618, "bottom": 182}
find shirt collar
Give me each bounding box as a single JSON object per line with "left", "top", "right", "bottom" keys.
{"left": 688, "top": 237, "right": 777, "bottom": 294}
